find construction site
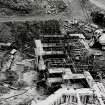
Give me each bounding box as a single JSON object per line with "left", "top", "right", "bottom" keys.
{"left": 33, "top": 30, "right": 105, "bottom": 105}
{"left": 1, "top": 0, "right": 105, "bottom": 105}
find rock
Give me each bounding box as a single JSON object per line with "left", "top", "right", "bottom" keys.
{"left": 0, "top": 72, "right": 7, "bottom": 81}
{"left": 31, "top": 100, "right": 36, "bottom": 105}
{"left": 23, "top": 71, "right": 37, "bottom": 86}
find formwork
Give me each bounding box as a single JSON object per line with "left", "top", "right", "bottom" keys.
{"left": 65, "top": 34, "right": 94, "bottom": 73}
{"left": 35, "top": 33, "right": 94, "bottom": 88}
{"left": 37, "top": 34, "right": 69, "bottom": 88}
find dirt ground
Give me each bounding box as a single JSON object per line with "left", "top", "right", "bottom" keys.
{"left": 90, "top": 0, "right": 105, "bottom": 10}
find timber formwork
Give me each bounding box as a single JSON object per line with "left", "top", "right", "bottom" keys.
{"left": 38, "top": 34, "right": 70, "bottom": 87}
{"left": 65, "top": 34, "right": 93, "bottom": 73}
{"left": 34, "top": 34, "right": 105, "bottom": 105}
{"left": 35, "top": 34, "right": 94, "bottom": 87}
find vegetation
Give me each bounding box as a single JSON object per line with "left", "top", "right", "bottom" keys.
{"left": 4, "top": 20, "right": 61, "bottom": 51}
{"left": 47, "top": 0, "right": 67, "bottom": 12}
{"left": 0, "top": 0, "right": 33, "bottom": 13}
{"left": 0, "top": 86, "right": 10, "bottom": 94}
{"left": 56, "top": 0, "right": 67, "bottom": 12}
{"left": 0, "top": 0, "right": 66, "bottom": 16}
{"left": 0, "top": 23, "right": 14, "bottom": 43}
{"left": 5, "top": 71, "right": 19, "bottom": 85}
{"left": 10, "top": 22, "right": 40, "bottom": 50}
{"left": 13, "top": 80, "right": 28, "bottom": 89}
{"left": 91, "top": 11, "right": 105, "bottom": 27}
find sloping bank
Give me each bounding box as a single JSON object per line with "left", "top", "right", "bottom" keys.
{"left": 89, "top": 0, "right": 105, "bottom": 10}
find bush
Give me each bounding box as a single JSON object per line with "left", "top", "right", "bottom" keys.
{"left": 8, "top": 20, "right": 61, "bottom": 50}
{"left": 13, "top": 80, "right": 28, "bottom": 89}
{"left": 0, "top": 0, "right": 33, "bottom": 13}
{"left": 91, "top": 11, "right": 105, "bottom": 27}
{"left": 56, "top": 0, "right": 67, "bottom": 12}
{"left": 0, "top": 86, "right": 10, "bottom": 94}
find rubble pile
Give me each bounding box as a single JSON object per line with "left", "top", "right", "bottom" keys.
{"left": 46, "top": 0, "right": 67, "bottom": 14}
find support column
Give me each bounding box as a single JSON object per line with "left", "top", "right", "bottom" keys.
{"left": 66, "top": 95, "right": 68, "bottom": 103}
{"left": 69, "top": 95, "right": 72, "bottom": 103}
{"left": 84, "top": 95, "right": 87, "bottom": 104}
{"left": 68, "top": 95, "right": 70, "bottom": 103}
{"left": 93, "top": 84, "right": 104, "bottom": 105}
{"left": 77, "top": 93, "right": 82, "bottom": 105}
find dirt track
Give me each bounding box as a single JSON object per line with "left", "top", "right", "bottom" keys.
{"left": 0, "top": 14, "right": 65, "bottom": 22}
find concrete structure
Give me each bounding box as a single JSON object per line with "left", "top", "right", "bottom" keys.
{"left": 66, "top": 34, "right": 93, "bottom": 73}
{"left": 34, "top": 34, "right": 105, "bottom": 105}
{"left": 34, "top": 34, "right": 94, "bottom": 86}
{"left": 34, "top": 71, "right": 105, "bottom": 105}
{"left": 34, "top": 35, "right": 65, "bottom": 81}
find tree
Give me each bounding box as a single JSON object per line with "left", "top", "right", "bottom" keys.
{"left": 10, "top": 20, "right": 61, "bottom": 51}
{"left": 10, "top": 21, "right": 41, "bottom": 51}
{"left": 10, "top": 23, "right": 28, "bottom": 51}
{"left": 56, "top": 0, "right": 67, "bottom": 12}
{"left": 91, "top": 11, "right": 104, "bottom": 26}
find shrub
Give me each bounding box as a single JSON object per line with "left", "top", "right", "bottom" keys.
{"left": 0, "top": 0, "right": 33, "bottom": 13}
{"left": 0, "top": 86, "right": 10, "bottom": 94}
{"left": 91, "top": 11, "right": 105, "bottom": 27}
